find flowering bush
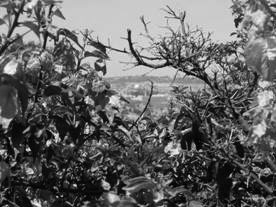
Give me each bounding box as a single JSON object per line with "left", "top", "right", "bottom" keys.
{"left": 0, "top": 0, "right": 276, "bottom": 207}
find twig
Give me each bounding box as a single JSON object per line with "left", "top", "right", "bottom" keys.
{"left": 42, "top": 4, "right": 54, "bottom": 49}
{"left": 129, "top": 80, "right": 154, "bottom": 130}
{"left": 3, "top": 198, "right": 20, "bottom": 207}
{"left": 140, "top": 16, "right": 154, "bottom": 41}
{"left": 0, "top": 0, "right": 26, "bottom": 55}
{"left": 232, "top": 159, "right": 274, "bottom": 194}
{"left": 127, "top": 29, "right": 170, "bottom": 69}
{"left": 267, "top": 155, "right": 276, "bottom": 173}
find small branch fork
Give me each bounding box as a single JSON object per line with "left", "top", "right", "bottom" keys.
{"left": 126, "top": 29, "right": 170, "bottom": 69}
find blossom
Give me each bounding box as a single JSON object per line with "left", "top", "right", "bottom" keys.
{"left": 257, "top": 90, "right": 274, "bottom": 107}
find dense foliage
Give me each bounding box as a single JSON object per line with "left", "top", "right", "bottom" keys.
{"left": 0, "top": 0, "right": 276, "bottom": 207}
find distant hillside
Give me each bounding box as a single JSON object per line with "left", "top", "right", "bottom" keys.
{"left": 105, "top": 75, "right": 205, "bottom": 95}
{"left": 105, "top": 75, "right": 203, "bottom": 85}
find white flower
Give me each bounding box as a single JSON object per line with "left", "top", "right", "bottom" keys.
{"left": 257, "top": 90, "right": 274, "bottom": 107}
{"left": 164, "top": 141, "right": 181, "bottom": 156}
{"left": 253, "top": 120, "right": 267, "bottom": 138}
{"left": 258, "top": 80, "right": 273, "bottom": 89}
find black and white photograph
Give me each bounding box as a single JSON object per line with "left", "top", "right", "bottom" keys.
{"left": 0, "top": 0, "right": 276, "bottom": 206}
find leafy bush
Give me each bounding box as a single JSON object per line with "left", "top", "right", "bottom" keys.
{"left": 0, "top": 0, "right": 276, "bottom": 207}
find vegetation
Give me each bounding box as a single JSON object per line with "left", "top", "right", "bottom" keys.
{"left": 0, "top": 0, "right": 276, "bottom": 207}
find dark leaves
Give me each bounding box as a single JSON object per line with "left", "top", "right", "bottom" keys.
{"left": 57, "top": 28, "right": 80, "bottom": 47}
{"left": 216, "top": 161, "right": 234, "bottom": 204}
{"left": 52, "top": 8, "right": 66, "bottom": 20}
{"left": 0, "top": 18, "right": 6, "bottom": 26}
{"left": 0, "top": 84, "right": 18, "bottom": 119}
{"left": 94, "top": 59, "right": 107, "bottom": 75}
{"left": 88, "top": 39, "right": 106, "bottom": 53}
{"left": 10, "top": 120, "right": 26, "bottom": 148}
{"left": 84, "top": 51, "right": 109, "bottom": 60}
{"left": 44, "top": 85, "right": 62, "bottom": 96}
{"left": 0, "top": 74, "right": 29, "bottom": 115}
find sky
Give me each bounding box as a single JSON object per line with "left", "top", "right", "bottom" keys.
{"left": 53, "top": 0, "right": 235, "bottom": 77}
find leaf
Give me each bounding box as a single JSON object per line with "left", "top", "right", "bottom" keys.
{"left": 54, "top": 64, "right": 64, "bottom": 74}
{"left": 105, "top": 89, "right": 117, "bottom": 97}
{"left": 0, "top": 160, "right": 10, "bottom": 184}
{"left": 97, "top": 110, "right": 109, "bottom": 123}
{"left": 13, "top": 187, "right": 33, "bottom": 207}
{"left": 124, "top": 176, "right": 151, "bottom": 186}
{"left": 28, "top": 134, "right": 41, "bottom": 159}
{"left": 58, "top": 28, "right": 79, "bottom": 46}
{"left": 37, "top": 189, "right": 54, "bottom": 201}
{"left": 0, "top": 18, "right": 6, "bottom": 26}
{"left": 166, "top": 186, "right": 194, "bottom": 198}
{"left": 123, "top": 181, "right": 156, "bottom": 194}
{"left": 123, "top": 176, "right": 156, "bottom": 194}
{"left": 0, "top": 55, "right": 13, "bottom": 73}
{"left": 44, "top": 85, "right": 62, "bottom": 96}
{"left": 3, "top": 58, "right": 20, "bottom": 75}
{"left": 10, "top": 120, "right": 26, "bottom": 148}
{"left": 42, "top": 0, "right": 63, "bottom": 6}
{"left": 95, "top": 93, "right": 110, "bottom": 108}
{"left": 94, "top": 59, "right": 107, "bottom": 75}
{"left": 53, "top": 8, "right": 66, "bottom": 20}
{"left": 0, "top": 74, "right": 29, "bottom": 115}
{"left": 21, "top": 21, "right": 40, "bottom": 39}
{"left": 15, "top": 82, "right": 28, "bottom": 115}
{"left": 85, "top": 50, "right": 109, "bottom": 59}
{"left": 88, "top": 39, "right": 106, "bottom": 53}
{"left": 0, "top": 0, "right": 10, "bottom": 8}
{"left": 53, "top": 116, "right": 70, "bottom": 140}
{"left": 102, "top": 192, "right": 120, "bottom": 204}
{"left": 0, "top": 85, "right": 18, "bottom": 119}
{"left": 189, "top": 201, "right": 204, "bottom": 207}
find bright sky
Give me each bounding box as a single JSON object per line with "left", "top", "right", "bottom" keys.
{"left": 56, "top": 0, "right": 235, "bottom": 77}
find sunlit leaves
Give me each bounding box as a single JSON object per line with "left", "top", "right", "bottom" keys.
{"left": 3, "top": 57, "right": 22, "bottom": 76}
{"left": 245, "top": 36, "right": 276, "bottom": 81}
